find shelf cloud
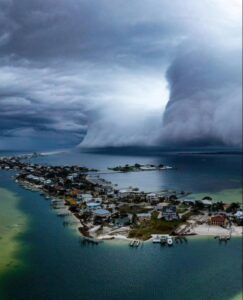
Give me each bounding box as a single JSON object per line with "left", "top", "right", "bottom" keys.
{"left": 0, "top": 0, "right": 241, "bottom": 149}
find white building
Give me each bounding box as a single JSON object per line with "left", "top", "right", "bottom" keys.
{"left": 78, "top": 193, "right": 93, "bottom": 203}
{"left": 146, "top": 193, "right": 158, "bottom": 203}
{"left": 118, "top": 189, "right": 130, "bottom": 199}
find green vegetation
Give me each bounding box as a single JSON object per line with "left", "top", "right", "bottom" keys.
{"left": 108, "top": 163, "right": 165, "bottom": 172}
{"left": 128, "top": 212, "right": 184, "bottom": 240}
{"left": 226, "top": 202, "right": 241, "bottom": 213}
{"left": 119, "top": 204, "right": 150, "bottom": 215}
{"left": 192, "top": 188, "right": 243, "bottom": 204}
{"left": 176, "top": 204, "right": 188, "bottom": 214}
{"left": 108, "top": 164, "right": 138, "bottom": 172}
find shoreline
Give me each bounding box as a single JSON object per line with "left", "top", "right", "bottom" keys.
{"left": 0, "top": 153, "right": 242, "bottom": 244}
{"left": 13, "top": 178, "right": 243, "bottom": 242}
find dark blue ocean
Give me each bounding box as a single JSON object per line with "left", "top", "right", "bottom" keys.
{"left": 0, "top": 148, "right": 242, "bottom": 300}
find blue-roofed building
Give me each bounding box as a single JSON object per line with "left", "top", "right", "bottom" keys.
{"left": 87, "top": 202, "right": 101, "bottom": 211}
{"left": 93, "top": 209, "right": 111, "bottom": 218}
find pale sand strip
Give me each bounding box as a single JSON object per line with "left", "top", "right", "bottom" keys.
{"left": 192, "top": 224, "right": 242, "bottom": 236}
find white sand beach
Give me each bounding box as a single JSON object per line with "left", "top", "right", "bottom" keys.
{"left": 192, "top": 223, "right": 242, "bottom": 236}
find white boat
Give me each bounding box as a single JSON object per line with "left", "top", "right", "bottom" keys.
{"left": 167, "top": 237, "right": 173, "bottom": 246}
{"left": 152, "top": 235, "right": 161, "bottom": 243}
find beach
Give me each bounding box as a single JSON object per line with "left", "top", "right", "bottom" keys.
{"left": 192, "top": 223, "right": 242, "bottom": 236}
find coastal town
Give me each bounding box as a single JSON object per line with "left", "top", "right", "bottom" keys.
{"left": 0, "top": 154, "right": 242, "bottom": 246}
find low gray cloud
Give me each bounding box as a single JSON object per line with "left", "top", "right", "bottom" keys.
{"left": 161, "top": 39, "right": 242, "bottom": 146}
{"left": 0, "top": 0, "right": 241, "bottom": 150}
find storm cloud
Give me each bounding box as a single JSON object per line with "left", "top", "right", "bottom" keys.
{"left": 0, "top": 0, "right": 241, "bottom": 150}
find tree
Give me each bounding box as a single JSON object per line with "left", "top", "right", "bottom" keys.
{"left": 226, "top": 202, "right": 240, "bottom": 213}
{"left": 202, "top": 196, "right": 212, "bottom": 200}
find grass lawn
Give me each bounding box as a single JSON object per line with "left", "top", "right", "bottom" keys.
{"left": 128, "top": 214, "right": 184, "bottom": 240}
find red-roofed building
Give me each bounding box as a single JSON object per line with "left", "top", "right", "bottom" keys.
{"left": 208, "top": 215, "right": 228, "bottom": 226}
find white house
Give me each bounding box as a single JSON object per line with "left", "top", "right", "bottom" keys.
{"left": 146, "top": 193, "right": 158, "bottom": 203}
{"left": 79, "top": 193, "right": 93, "bottom": 203}
{"left": 140, "top": 165, "right": 156, "bottom": 171}
{"left": 87, "top": 202, "right": 101, "bottom": 211}
{"left": 234, "top": 210, "right": 243, "bottom": 219}
{"left": 118, "top": 189, "right": 130, "bottom": 199}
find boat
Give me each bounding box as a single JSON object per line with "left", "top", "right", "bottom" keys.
{"left": 152, "top": 235, "right": 161, "bottom": 243}
{"left": 167, "top": 237, "right": 173, "bottom": 246}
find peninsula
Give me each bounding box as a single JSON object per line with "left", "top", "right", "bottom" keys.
{"left": 0, "top": 154, "right": 242, "bottom": 243}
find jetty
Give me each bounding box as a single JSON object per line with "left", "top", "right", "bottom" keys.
{"left": 129, "top": 240, "right": 140, "bottom": 247}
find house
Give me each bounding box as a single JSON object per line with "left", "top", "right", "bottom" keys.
{"left": 137, "top": 213, "right": 151, "bottom": 222}
{"left": 162, "top": 206, "right": 178, "bottom": 221}
{"left": 234, "top": 210, "right": 243, "bottom": 220}
{"left": 155, "top": 203, "right": 169, "bottom": 211}
{"left": 182, "top": 199, "right": 195, "bottom": 206}
{"left": 146, "top": 193, "right": 158, "bottom": 203}
{"left": 93, "top": 209, "right": 111, "bottom": 218}
{"left": 79, "top": 193, "right": 93, "bottom": 203}
{"left": 86, "top": 202, "right": 101, "bottom": 211}
{"left": 118, "top": 189, "right": 130, "bottom": 199}
{"left": 208, "top": 215, "right": 228, "bottom": 226}
{"left": 201, "top": 199, "right": 212, "bottom": 207}
{"left": 140, "top": 165, "right": 156, "bottom": 171}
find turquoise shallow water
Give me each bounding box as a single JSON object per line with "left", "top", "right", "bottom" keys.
{"left": 0, "top": 150, "right": 242, "bottom": 299}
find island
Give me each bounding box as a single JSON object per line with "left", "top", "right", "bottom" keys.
{"left": 0, "top": 154, "right": 242, "bottom": 245}
{"left": 108, "top": 163, "right": 173, "bottom": 172}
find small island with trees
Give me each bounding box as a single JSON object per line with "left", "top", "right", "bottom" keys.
{"left": 108, "top": 163, "right": 173, "bottom": 172}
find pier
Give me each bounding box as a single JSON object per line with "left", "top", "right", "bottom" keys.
{"left": 129, "top": 240, "right": 141, "bottom": 247}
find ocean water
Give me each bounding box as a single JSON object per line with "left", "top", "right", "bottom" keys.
{"left": 34, "top": 148, "right": 242, "bottom": 200}
{"left": 0, "top": 149, "right": 242, "bottom": 299}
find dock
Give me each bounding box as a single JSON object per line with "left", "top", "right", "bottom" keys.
{"left": 129, "top": 240, "right": 140, "bottom": 247}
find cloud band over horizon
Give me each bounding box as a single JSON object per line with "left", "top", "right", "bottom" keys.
{"left": 0, "top": 0, "right": 242, "bottom": 150}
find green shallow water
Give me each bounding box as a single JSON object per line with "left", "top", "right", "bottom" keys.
{"left": 192, "top": 188, "right": 243, "bottom": 204}
{"left": 0, "top": 188, "right": 29, "bottom": 299}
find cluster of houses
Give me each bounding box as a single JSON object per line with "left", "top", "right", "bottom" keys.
{"left": 0, "top": 155, "right": 242, "bottom": 238}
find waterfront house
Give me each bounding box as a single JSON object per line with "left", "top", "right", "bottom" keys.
{"left": 140, "top": 165, "right": 156, "bottom": 170}
{"left": 201, "top": 199, "right": 212, "bottom": 207}
{"left": 208, "top": 215, "right": 228, "bottom": 226}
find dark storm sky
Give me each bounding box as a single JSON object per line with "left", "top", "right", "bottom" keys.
{"left": 0, "top": 0, "right": 242, "bottom": 150}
